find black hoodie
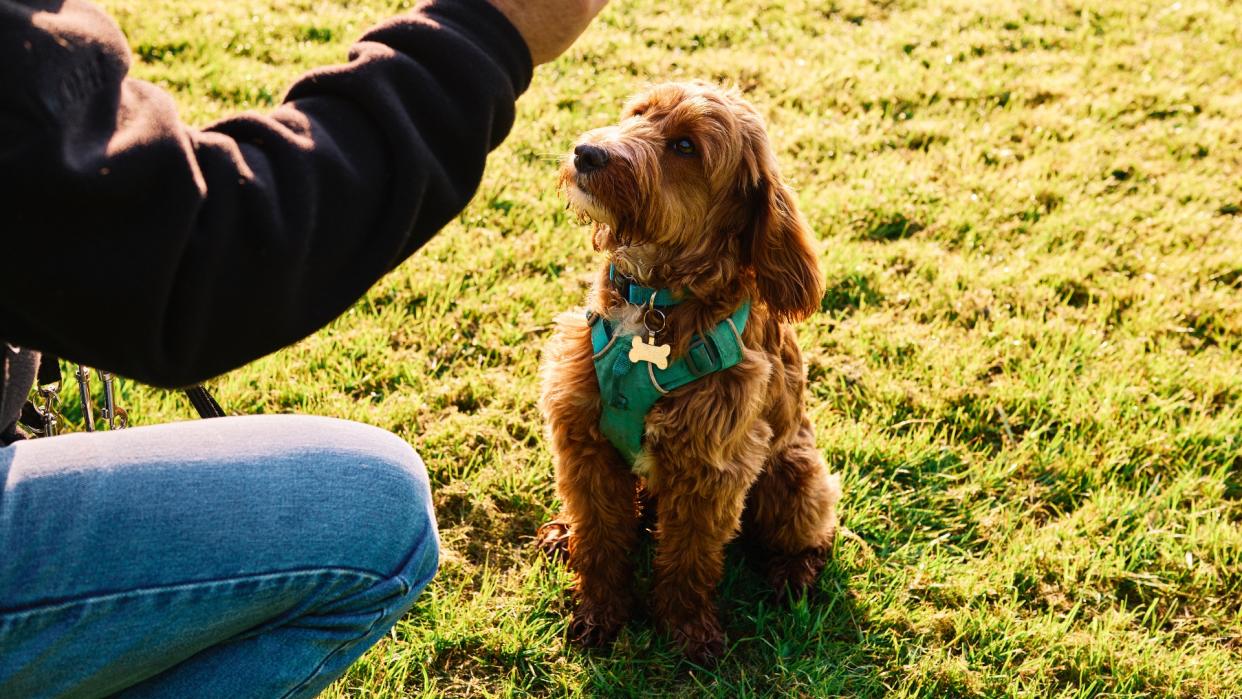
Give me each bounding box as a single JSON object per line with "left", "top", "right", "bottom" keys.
{"left": 0, "top": 0, "right": 533, "bottom": 442}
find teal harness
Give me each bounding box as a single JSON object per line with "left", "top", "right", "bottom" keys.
{"left": 590, "top": 268, "right": 750, "bottom": 466}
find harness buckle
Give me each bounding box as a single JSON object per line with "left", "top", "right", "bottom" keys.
{"left": 611, "top": 271, "right": 634, "bottom": 302}
{"left": 684, "top": 335, "right": 721, "bottom": 377}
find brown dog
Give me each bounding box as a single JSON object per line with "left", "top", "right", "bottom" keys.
{"left": 538, "top": 81, "right": 842, "bottom": 664}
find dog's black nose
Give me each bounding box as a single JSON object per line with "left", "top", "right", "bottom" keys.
{"left": 573, "top": 144, "right": 610, "bottom": 173}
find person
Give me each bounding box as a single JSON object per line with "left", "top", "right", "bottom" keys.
{"left": 0, "top": 0, "right": 607, "bottom": 695}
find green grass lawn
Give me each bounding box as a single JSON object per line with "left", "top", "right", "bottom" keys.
{"left": 85, "top": 0, "right": 1242, "bottom": 695}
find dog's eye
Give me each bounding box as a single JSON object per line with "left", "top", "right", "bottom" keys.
{"left": 671, "top": 138, "right": 697, "bottom": 156}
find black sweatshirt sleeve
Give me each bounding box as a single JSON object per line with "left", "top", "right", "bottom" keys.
{"left": 0, "top": 0, "right": 533, "bottom": 387}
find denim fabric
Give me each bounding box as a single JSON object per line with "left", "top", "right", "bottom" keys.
{"left": 0, "top": 415, "right": 440, "bottom": 698}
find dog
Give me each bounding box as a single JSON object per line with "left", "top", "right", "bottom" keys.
{"left": 537, "top": 81, "right": 842, "bottom": 664}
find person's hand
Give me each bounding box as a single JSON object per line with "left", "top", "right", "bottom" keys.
{"left": 486, "top": 0, "right": 609, "bottom": 65}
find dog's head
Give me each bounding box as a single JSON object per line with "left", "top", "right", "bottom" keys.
{"left": 561, "top": 81, "right": 823, "bottom": 321}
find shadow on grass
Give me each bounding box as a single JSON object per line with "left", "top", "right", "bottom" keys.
{"left": 557, "top": 537, "right": 883, "bottom": 698}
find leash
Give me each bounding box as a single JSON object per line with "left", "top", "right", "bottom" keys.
{"left": 20, "top": 354, "right": 225, "bottom": 437}
{"left": 183, "top": 384, "right": 226, "bottom": 419}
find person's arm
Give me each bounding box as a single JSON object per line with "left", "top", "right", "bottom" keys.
{"left": 0, "top": 0, "right": 534, "bottom": 386}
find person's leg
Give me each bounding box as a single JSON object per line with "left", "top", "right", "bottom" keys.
{"left": 0, "top": 414, "right": 439, "bottom": 699}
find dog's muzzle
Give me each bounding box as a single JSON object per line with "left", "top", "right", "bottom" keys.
{"left": 573, "top": 144, "right": 610, "bottom": 174}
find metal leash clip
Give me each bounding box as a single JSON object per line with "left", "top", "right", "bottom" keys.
{"left": 99, "top": 370, "right": 128, "bottom": 430}
{"left": 35, "top": 379, "right": 61, "bottom": 438}
{"left": 71, "top": 365, "right": 128, "bottom": 432}
{"left": 24, "top": 356, "right": 143, "bottom": 437}
{"left": 75, "top": 364, "right": 95, "bottom": 432}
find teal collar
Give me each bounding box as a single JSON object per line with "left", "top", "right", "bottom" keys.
{"left": 609, "top": 265, "right": 684, "bottom": 307}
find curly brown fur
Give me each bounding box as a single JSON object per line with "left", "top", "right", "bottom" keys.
{"left": 539, "top": 82, "right": 842, "bottom": 664}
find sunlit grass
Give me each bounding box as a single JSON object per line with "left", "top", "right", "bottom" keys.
{"left": 83, "top": 0, "right": 1242, "bottom": 695}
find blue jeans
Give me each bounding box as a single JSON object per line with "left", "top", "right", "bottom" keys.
{"left": 0, "top": 415, "right": 439, "bottom": 698}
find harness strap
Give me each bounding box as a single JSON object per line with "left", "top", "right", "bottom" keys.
{"left": 648, "top": 303, "right": 750, "bottom": 394}
{"left": 590, "top": 300, "right": 751, "bottom": 465}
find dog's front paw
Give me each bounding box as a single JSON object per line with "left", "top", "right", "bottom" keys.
{"left": 765, "top": 545, "right": 829, "bottom": 602}
{"left": 671, "top": 616, "right": 726, "bottom": 666}
{"left": 534, "top": 519, "right": 572, "bottom": 564}
{"left": 569, "top": 598, "right": 629, "bottom": 647}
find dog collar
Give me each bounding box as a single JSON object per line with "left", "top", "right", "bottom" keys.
{"left": 609, "top": 265, "right": 684, "bottom": 307}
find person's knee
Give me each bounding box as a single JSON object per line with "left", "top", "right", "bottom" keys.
{"left": 366, "top": 430, "right": 440, "bottom": 587}
{"left": 285, "top": 417, "right": 440, "bottom": 582}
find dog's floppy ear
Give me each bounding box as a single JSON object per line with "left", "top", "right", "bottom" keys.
{"left": 744, "top": 130, "right": 824, "bottom": 322}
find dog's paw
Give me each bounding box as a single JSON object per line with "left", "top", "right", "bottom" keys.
{"left": 534, "top": 520, "right": 571, "bottom": 564}
{"left": 569, "top": 600, "right": 628, "bottom": 647}
{"left": 672, "top": 617, "right": 726, "bottom": 666}
{"left": 765, "top": 545, "right": 829, "bottom": 603}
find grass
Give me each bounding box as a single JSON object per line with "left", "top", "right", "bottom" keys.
{"left": 72, "top": 0, "right": 1242, "bottom": 695}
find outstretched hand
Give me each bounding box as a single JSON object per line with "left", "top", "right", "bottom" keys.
{"left": 486, "top": 0, "right": 610, "bottom": 65}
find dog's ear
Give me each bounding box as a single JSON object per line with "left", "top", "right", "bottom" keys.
{"left": 744, "top": 129, "right": 824, "bottom": 322}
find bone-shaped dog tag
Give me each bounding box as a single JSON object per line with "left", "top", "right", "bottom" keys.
{"left": 629, "top": 335, "right": 670, "bottom": 370}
